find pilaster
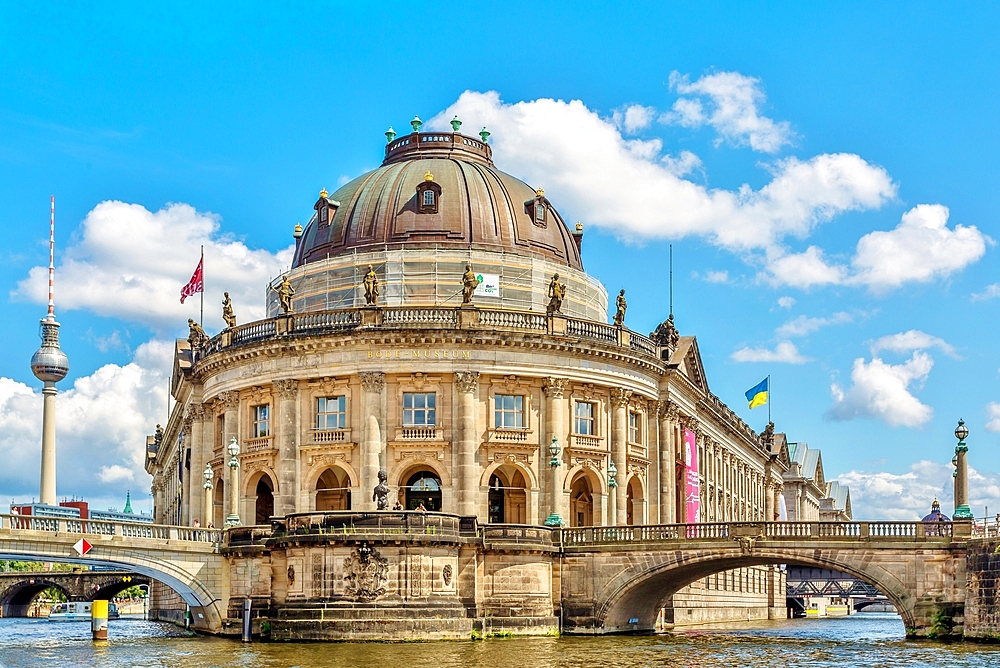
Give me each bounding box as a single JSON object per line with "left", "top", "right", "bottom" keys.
{"left": 274, "top": 379, "right": 299, "bottom": 517}
{"left": 454, "top": 371, "right": 480, "bottom": 516}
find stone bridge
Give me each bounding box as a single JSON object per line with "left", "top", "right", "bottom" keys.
{"left": 0, "top": 514, "right": 225, "bottom": 632}
{"left": 0, "top": 570, "right": 150, "bottom": 617}
{"left": 0, "top": 512, "right": 983, "bottom": 639}
{"left": 557, "top": 521, "right": 970, "bottom": 638}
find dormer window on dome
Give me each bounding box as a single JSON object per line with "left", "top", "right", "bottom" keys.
{"left": 525, "top": 188, "right": 549, "bottom": 228}
{"left": 416, "top": 171, "right": 442, "bottom": 214}
{"left": 314, "top": 189, "right": 340, "bottom": 227}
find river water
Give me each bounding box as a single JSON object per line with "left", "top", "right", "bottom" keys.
{"left": 1, "top": 613, "right": 998, "bottom": 667}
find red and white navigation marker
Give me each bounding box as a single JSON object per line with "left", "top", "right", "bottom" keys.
{"left": 72, "top": 538, "right": 92, "bottom": 556}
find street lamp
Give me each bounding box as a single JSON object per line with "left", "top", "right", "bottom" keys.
{"left": 953, "top": 419, "right": 973, "bottom": 520}
{"left": 544, "top": 437, "right": 563, "bottom": 527}
{"left": 225, "top": 437, "right": 241, "bottom": 527}
{"left": 607, "top": 459, "right": 618, "bottom": 488}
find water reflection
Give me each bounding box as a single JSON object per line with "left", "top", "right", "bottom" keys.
{"left": 1, "top": 613, "right": 998, "bottom": 668}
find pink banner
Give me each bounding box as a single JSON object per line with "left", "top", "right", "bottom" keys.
{"left": 684, "top": 428, "right": 700, "bottom": 524}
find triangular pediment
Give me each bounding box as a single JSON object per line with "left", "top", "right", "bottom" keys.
{"left": 668, "top": 336, "right": 710, "bottom": 395}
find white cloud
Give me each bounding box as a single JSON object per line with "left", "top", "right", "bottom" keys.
{"left": 776, "top": 296, "right": 796, "bottom": 309}
{"left": 986, "top": 402, "right": 1000, "bottom": 433}
{"left": 705, "top": 270, "right": 729, "bottom": 284}
{"left": 827, "top": 351, "right": 933, "bottom": 427}
{"left": 12, "top": 201, "right": 294, "bottom": 333}
{"left": 849, "top": 204, "right": 990, "bottom": 291}
{"left": 776, "top": 311, "right": 853, "bottom": 338}
{"left": 613, "top": 104, "right": 656, "bottom": 134}
{"left": 972, "top": 283, "right": 1000, "bottom": 302}
{"left": 731, "top": 341, "right": 810, "bottom": 364}
{"left": 0, "top": 340, "right": 170, "bottom": 504}
{"left": 428, "top": 91, "right": 896, "bottom": 255}
{"left": 663, "top": 71, "right": 794, "bottom": 153}
{"left": 870, "top": 329, "right": 958, "bottom": 358}
{"left": 765, "top": 246, "right": 847, "bottom": 288}
{"left": 660, "top": 150, "right": 703, "bottom": 178}
{"left": 836, "top": 460, "right": 1000, "bottom": 520}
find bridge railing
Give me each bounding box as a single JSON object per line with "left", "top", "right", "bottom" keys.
{"left": 559, "top": 521, "right": 956, "bottom": 545}
{"left": 0, "top": 514, "right": 221, "bottom": 543}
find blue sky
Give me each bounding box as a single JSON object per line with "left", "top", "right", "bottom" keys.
{"left": 1, "top": 3, "right": 999, "bottom": 519}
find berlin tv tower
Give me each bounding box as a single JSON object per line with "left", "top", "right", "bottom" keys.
{"left": 30, "top": 196, "right": 70, "bottom": 506}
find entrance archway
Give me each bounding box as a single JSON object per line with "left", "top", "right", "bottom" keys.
{"left": 487, "top": 467, "right": 528, "bottom": 524}
{"left": 570, "top": 472, "right": 594, "bottom": 527}
{"left": 404, "top": 470, "right": 442, "bottom": 511}
{"left": 626, "top": 476, "right": 644, "bottom": 526}
{"left": 316, "top": 467, "right": 352, "bottom": 511}
{"left": 213, "top": 478, "right": 225, "bottom": 528}
{"left": 254, "top": 475, "right": 275, "bottom": 525}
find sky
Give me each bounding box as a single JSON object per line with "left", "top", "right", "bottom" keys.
{"left": 1, "top": 2, "right": 999, "bottom": 520}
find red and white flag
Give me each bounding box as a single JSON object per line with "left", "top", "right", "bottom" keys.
{"left": 180, "top": 257, "right": 204, "bottom": 303}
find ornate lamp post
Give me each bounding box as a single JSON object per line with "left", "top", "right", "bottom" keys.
{"left": 543, "top": 436, "right": 564, "bottom": 527}
{"left": 953, "top": 419, "right": 973, "bottom": 520}
{"left": 225, "top": 437, "right": 241, "bottom": 527}
{"left": 203, "top": 464, "right": 214, "bottom": 528}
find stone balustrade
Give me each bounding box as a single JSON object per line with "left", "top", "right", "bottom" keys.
{"left": 0, "top": 513, "right": 221, "bottom": 543}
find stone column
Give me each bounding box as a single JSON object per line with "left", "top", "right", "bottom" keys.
{"left": 219, "top": 390, "right": 240, "bottom": 455}
{"left": 543, "top": 378, "right": 568, "bottom": 522}
{"left": 359, "top": 372, "right": 385, "bottom": 510}
{"left": 657, "top": 401, "right": 678, "bottom": 524}
{"left": 227, "top": 441, "right": 241, "bottom": 527}
{"left": 274, "top": 379, "right": 299, "bottom": 517}
{"left": 610, "top": 388, "right": 631, "bottom": 526}
{"left": 454, "top": 371, "right": 480, "bottom": 517}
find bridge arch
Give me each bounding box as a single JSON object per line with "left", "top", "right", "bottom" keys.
{"left": 590, "top": 545, "right": 913, "bottom": 634}
{"left": 0, "top": 579, "right": 72, "bottom": 617}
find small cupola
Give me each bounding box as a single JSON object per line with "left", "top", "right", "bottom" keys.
{"left": 525, "top": 188, "right": 550, "bottom": 228}
{"left": 416, "top": 170, "right": 442, "bottom": 214}
{"left": 314, "top": 188, "right": 340, "bottom": 227}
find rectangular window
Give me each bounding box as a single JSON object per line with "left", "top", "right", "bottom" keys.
{"left": 252, "top": 404, "right": 270, "bottom": 438}
{"left": 316, "top": 396, "right": 346, "bottom": 430}
{"left": 215, "top": 414, "right": 224, "bottom": 449}
{"left": 574, "top": 401, "right": 594, "bottom": 435}
{"left": 403, "top": 392, "right": 436, "bottom": 426}
{"left": 494, "top": 394, "right": 524, "bottom": 429}
{"left": 629, "top": 412, "right": 641, "bottom": 444}
{"left": 423, "top": 189, "right": 435, "bottom": 206}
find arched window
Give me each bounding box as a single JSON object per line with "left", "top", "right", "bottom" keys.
{"left": 405, "top": 470, "right": 442, "bottom": 511}
{"left": 423, "top": 189, "right": 435, "bottom": 207}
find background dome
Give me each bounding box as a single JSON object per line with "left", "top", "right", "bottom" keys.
{"left": 292, "top": 131, "right": 584, "bottom": 271}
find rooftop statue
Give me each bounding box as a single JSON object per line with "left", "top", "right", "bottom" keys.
{"left": 614, "top": 289, "right": 627, "bottom": 327}
{"left": 650, "top": 314, "right": 680, "bottom": 348}
{"left": 187, "top": 318, "right": 208, "bottom": 349}
{"left": 278, "top": 275, "right": 295, "bottom": 314}
{"left": 222, "top": 292, "right": 236, "bottom": 330}
{"left": 547, "top": 273, "right": 565, "bottom": 315}
{"left": 363, "top": 265, "right": 380, "bottom": 306}
{"left": 461, "top": 264, "right": 480, "bottom": 305}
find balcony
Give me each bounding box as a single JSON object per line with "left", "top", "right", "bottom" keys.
{"left": 571, "top": 434, "right": 604, "bottom": 450}
{"left": 242, "top": 436, "right": 274, "bottom": 453}
{"left": 488, "top": 428, "right": 532, "bottom": 444}
{"left": 396, "top": 426, "right": 443, "bottom": 441}
{"left": 311, "top": 429, "right": 350, "bottom": 444}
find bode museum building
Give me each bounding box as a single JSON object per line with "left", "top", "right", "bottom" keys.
{"left": 146, "top": 122, "right": 825, "bottom": 632}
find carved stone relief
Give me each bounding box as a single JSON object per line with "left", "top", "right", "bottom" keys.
{"left": 455, "top": 371, "right": 480, "bottom": 394}
{"left": 359, "top": 372, "right": 385, "bottom": 394}
{"left": 343, "top": 543, "right": 389, "bottom": 602}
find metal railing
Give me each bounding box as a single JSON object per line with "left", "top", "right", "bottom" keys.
{"left": 0, "top": 514, "right": 221, "bottom": 543}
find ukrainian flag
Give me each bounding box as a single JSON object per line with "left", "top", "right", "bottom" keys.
{"left": 745, "top": 377, "right": 769, "bottom": 410}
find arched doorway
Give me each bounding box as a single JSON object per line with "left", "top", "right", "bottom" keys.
{"left": 316, "top": 467, "right": 351, "bottom": 511}
{"left": 570, "top": 472, "right": 594, "bottom": 527}
{"left": 254, "top": 476, "right": 275, "bottom": 525}
{"left": 627, "top": 476, "right": 644, "bottom": 526}
{"left": 488, "top": 467, "right": 528, "bottom": 524}
{"left": 405, "top": 470, "right": 442, "bottom": 511}
{"left": 213, "top": 478, "right": 225, "bottom": 528}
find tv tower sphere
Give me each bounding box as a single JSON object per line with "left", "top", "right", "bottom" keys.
{"left": 31, "top": 322, "right": 69, "bottom": 382}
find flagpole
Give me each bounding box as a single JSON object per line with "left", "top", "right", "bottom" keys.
{"left": 768, "top": 374, "right": 771, "bottom": 424}
{"left": 199, "top": 245, "right": 204, "bottom": 326}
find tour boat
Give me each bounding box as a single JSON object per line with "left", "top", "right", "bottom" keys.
{"left": 48, "top": 601, "right": 91, "bottom": 621}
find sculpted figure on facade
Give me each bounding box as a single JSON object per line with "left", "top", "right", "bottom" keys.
{"left": 187, "top": 318, "right": 208, "bottom": 349}
{"left": 278, "top": 275, "right": 295, "bottom": 314}
{"left": 650, "top": 314, "right": 680, "bottom": 349}
{"left": 546, "top": 273, "right": 565, "bottom": 314}
{"left": 222, "top": 292, "right": 236, "bottom": 329}
{"left": 461, "top": 264, "right": 480, "bottom": 305}
{"left": 363, "top": 265, "right": 379, "bottom": 306}
{"left": 614, "top": 289, "right": 627, "bottom": 327}
{"left": 373, "top": 469, "right": 390, "bottom": 510}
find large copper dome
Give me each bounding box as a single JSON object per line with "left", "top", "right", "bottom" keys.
{"left": 292, "top": 131, "right": 584, "bottom": 271}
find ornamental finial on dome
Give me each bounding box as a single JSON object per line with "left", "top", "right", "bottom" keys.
{"left": 424, "top": 171, "right": 434, "bottom": 182}
{"left": 385, "top": 126, "right": 396, "bottom": 143}
{"left": 575, "top": 222, "right": 583, "bottom": 232}
{"left": 320, "top": 188, "right": 329, "bottom": 199}
{"left": 535, "top": 188, "right": 545, "bottom": 198}
{"left": 450, "top": 116, "right": 462, "bottom": 132}
{"left": 479, "top": 126, "right": 491, "bottom": 143}
{"left": 411, "top": 115, "right": 423, "bottom": 132}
